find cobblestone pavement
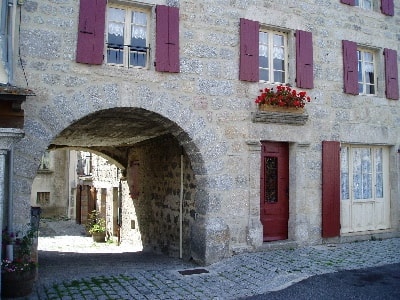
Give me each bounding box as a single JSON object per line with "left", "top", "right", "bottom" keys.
{"left": 21, "top": 220, "right": 400, "bottom": 299}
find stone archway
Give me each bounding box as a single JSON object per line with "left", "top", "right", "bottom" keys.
{"left": 13, "top": 96, "right": 231, "bottom": 265}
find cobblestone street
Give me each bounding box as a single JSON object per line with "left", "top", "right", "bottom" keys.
{"left": 18, "top": 219, "right": 400, "bottom": 299}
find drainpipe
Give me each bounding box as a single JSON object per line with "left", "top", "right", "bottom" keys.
{"left": 7, "top": 0, "right": 17, "bottom": 83}
{"left": 179, "top": 150, "right": 183, "bottom": 259}
{"left": 7, "top": 146, "right": 14, "bottom": 233}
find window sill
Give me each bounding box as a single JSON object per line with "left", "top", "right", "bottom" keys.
{"left": 37, "top": 169, "right": 53, "bottom": 174}
{"left": 251, "top": 110, "right": 308, "bottom": 125}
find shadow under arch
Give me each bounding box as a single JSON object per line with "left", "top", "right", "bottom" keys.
{"left": 25, "top": 106, "right": 230, "bottom": 265}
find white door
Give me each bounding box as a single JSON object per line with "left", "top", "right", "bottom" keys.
{"left": 340, "top": 145, "right": 390, "bottom": 233}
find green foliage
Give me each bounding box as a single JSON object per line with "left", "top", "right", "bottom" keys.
{"left": 86, "top": 210, "right": 106, "bottom": 234}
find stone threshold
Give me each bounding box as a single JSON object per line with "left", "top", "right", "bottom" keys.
{"left": 257, "top": 240, "right": 299, "bottom": 251}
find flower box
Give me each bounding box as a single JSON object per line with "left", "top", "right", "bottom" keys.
{"left": 258, "top": 104, "right": 304, "bottom": 114}
{"left": 1, "top": 268, "right": 36, "bottom": 298}
{"left": 252, "top": 109, "right": 308, "bottom": 125}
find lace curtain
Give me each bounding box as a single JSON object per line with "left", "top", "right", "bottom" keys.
{"left": 108, "top": 9, "right": 147, "bottom": 40}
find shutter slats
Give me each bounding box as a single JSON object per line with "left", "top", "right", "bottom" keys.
{"left": 322, "top": 141, "right": 341, "bottom": 238}
{"left": 384, "top": 48, "right": 399, "bottom": 100}
{"left": 156, "top": 5, "right": 180, "bottom": 73}
{"left": 76, "top": 0, "right": 106, "bottom": 65}
{"left": 342, "top": 40, "right": 358, "bottom": 95}
{"left": 381, "top": 0, "right": 395, "bottom": 16}
{"left": 296, "top": 30, "right": 314, "bottom": 89}
{"left": 239, "top": 18, "right": 259, "bottom": 82}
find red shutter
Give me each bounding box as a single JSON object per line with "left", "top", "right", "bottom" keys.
{"left": 322, "top": 141, "right": 341, "bottom": 238}
{"left": 76, "top": 0, "right": 106, "bottom": 65}
{"left": 239, "top": 18, "right": 259, "bottom": 82}
{"left": 156, "top": 5, "right": 180, "bottom": 73}
{"left": 296, "top": 30, "right": 314, "bottom": 89}
{"left": 381, "top": 0, "right": 394, "bottom": 16}
{"left": 340, "top": 0, "right": 355, "bottom": 5}
{"left": 384, "top": 48, "right": 399, "bottom": 100}
{"left": 342, "top": 40, "right": 358, "bottom": 95}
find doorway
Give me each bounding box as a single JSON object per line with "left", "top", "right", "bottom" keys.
{"left": 260, "top": 141, "right": 289, "bottom": 242}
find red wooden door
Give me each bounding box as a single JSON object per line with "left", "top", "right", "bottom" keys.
{"left": 260, "top": 141, "right": 289, "bottom": 242}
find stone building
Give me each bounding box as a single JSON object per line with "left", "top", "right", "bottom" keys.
{"left": 1, "top": 0, "right": 399, "bottom": 266}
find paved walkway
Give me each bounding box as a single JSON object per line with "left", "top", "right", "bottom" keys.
{"left": 25, "top": 220, "right": 400, "bottom": 299}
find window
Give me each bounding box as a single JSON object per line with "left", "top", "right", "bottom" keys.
{"left": 259, "top": 30, "right": 287, "bottom": 84}
{"left": 76, "top": 2, "right": 180, "bottom": 72}
{"left": 106, "top": 6, "right": 150, "bottom": 68}
{"left": 355, "top": 0, "right": 373, "bottom": 10}
{"left": 357, "top": 49, "right": 376, "bottom": 95}
{"left": 240, "top": 19, "right": 313, "bottom": 87}
{"left": 38, "top": 151, "right": 50, "bottom": 170}
{"left": 340, "top": 145, "right": 386, "bottom": 201}
{"left": 37, "top": 192, "right": 50, "bottom": 205}
{"left": 77, "top": 152, "right": 92, "bottom": 176}
{"left": 340, "top": 0, "right": 394, "bottom": 16}
{"left": 343, "top": 40, "right": 393, "bottom": 97}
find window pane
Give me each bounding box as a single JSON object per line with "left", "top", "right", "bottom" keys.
{"left": 273, "top": 58, "right": 284, "bottom": 71}
{"left": 375, "top": 148, "right": 383, "bottom": 198}
{"left": 259, "top": 69, "right": 269, "bottom": 82}
{"left": 259, "top": 55, "right": 269, "bottom": 69}
{"left": 364, "top": 0, "right": 372, "bottom": 10}
{"left": 130, "top": 51, "right": 146, "bottom": 67}
{"left": 131, "top": 11, "right": 147, "bottom": 47}
{"left": 341, "top": 147, "right": 349, "bottom": 200}
{"left": 107, "top": 48, "right": 124, "bottom": 64}
{"left": 108, "top": 7, "right": 125, "bottom": 65}
{"left": 366, "top": 84, "right": 375, "bottom": 94}
{"left": 358, "top": 61, "right": 362, "bottom": 81}
{"left": 364, "top": 52, "right": 373, "bottom": 62}
{"left": 273, "top": 70, "right": 284, "bottom": 83}
{"left": 353, "top": 148, "right": 372, "bottom": 200}
{"left": 273, "top": 34, "right": 284, "bottom": 47}
{"left": 109, "top": 7, "right": 125, "bottom": 22}
{"left": 265, "top": 157, "right": 278, "bottom": 203}
{"left": 358, "top": 83, "right": 363, "bottom": 94}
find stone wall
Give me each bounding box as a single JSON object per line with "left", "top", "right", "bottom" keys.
{"left": 125, "top": 135, "right": 196, "bottom": 259}
{"left": 8, "top": 0, "right": 400, "bottom": 264}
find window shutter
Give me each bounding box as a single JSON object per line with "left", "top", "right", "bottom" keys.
{"left": 239, "top": 18, "right": 259, "bottom": 82}
{"left": 342, "top": 40, "right": 358, "bottom": 95}
{"left": 384, "top": 48, "right": 399, "bottom": 100}
{"left": 322, "top": 141, "right": 341, "bottom": 238}
{"left": 296, "top": 30, "right": 314, "bottom": 89}
{"left": 381, "top": 0, "right": 395, "bottom": 16}
{"left": 340, "top": 0, "right": 355, "bottom": 5}
{"left": 76, "top": 0, "right": 106, "bottom": 65}
{"left": 156, "top": 5, "right": 180, "bottom": 73}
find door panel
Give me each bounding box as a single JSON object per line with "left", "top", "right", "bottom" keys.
{"left": 260, "top": 141, "right": 289, "bottom": 242}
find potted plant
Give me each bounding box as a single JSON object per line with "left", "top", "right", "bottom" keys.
{"left": 1, "top": 225, "right": 37, "bottom": 298}
{"left": 86, "top": 210, "right": 107, "bottom": 243}
{"left": 255, "top": 84, "right": 311, "bottom": 113}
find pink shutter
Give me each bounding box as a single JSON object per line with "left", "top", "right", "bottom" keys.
{"left": 76, "top": 0, "right": 106, "bottom": 65}
{"left": 156, "top": 5, "right": 180, "bottom": 73}
{"left": 342, "top": 40, "right": 358, "bottom": 95}
{"left": 340, "top": 0, "right": 355, "bottom": 5}
{"left": 296, "top": 30, "right": 314, "bottom": 89}
{"left": 381, "top": 0, "right": 394, "bottom": 16}
{"left": 322, "top": 141, "right": 341, "bottom": 238}
{"left": 239, "top": 18, "right": 259, "bottom": 82}
{"left": 384, "top": 48, "right": 399, "bottom": 100}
